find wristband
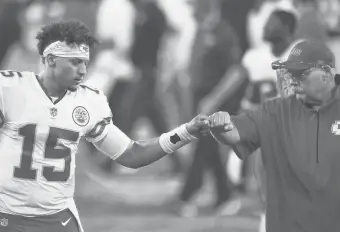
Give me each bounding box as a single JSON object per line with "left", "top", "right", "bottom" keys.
{"left": 159, "top": 124, "right": 197, "bottom": 154}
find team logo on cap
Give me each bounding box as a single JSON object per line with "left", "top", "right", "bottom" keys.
{"left": 72, "top": 106, "right": 90, "bottom": 127}
{"left": 331, "top": 121, "right": 340, "bottom": 135}
{"left": 290, "top": 48, "right": 302, "bottom": 56}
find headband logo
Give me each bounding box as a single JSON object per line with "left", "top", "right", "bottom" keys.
{"left": 43, "top": 41, "right": 90, "bottom": 59}
{"left": 79, "top": 44, "right": 89, "bottom": 53}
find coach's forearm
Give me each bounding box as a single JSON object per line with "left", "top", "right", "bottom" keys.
{"left": 115, "top": 138, "right": 168, "bottom": 169}
{"left": 210, "top": 127, "right": 241, "bottom": 146}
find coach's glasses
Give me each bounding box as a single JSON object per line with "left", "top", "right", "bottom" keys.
{"left": 271, "top": 60, "right": 331, "bottom": 81}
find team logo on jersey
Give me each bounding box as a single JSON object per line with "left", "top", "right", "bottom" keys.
{"left": 72, "top": 106, "right": 90, "bottom": 127}
{"left": 50, "top": 107, "right": 58, "bottom": 118}
{"left": 0, "top": 218, "right": 8, "bottom": 227}
{"left": 331, "top": 121, "right": 340, "bottom": 135}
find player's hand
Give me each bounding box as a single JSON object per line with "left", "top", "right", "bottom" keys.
{"left": 186, "top": 114, "right": 210, "bottom": 137}
{"left": 208, "top": 111, "right": 234, "bottom": 132}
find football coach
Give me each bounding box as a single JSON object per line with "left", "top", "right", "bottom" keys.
{"left": 208, "top": 39, "right": 340, "bottom": 232}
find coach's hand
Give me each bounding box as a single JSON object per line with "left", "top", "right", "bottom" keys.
{"left": 209, "top": 111, "right": 234, "bottom": 132}
{"left": 186, "top": 114, "right": 210, "bottom": 137}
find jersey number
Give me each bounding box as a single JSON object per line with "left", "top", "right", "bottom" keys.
{"left": 13, "top": 124, "right": 79, "bottom": 182}
{"left": 0, "top": 71, "right": 22, "bottom": 78}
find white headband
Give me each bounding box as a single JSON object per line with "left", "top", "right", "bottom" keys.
{"left": 43, "top": 41, "right": 90, "bottom": 59}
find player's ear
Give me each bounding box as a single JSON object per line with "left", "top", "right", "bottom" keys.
{"left": 46, "top": 54, "right": 56, "bottom": 67}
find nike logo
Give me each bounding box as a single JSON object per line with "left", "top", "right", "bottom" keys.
{"left": 61, "top": 217, "right": 72, "bottom": 226}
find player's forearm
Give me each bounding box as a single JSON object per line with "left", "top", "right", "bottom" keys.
{"left": 116, "top": 124, "right": 197, "bottom": 169}
{"left": 116, "top": 138, "right": 168, "bottom": 169}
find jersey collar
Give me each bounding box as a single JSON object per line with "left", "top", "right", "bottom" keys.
{"left": 35, "top": 75, "right": 68, "bottom": 105}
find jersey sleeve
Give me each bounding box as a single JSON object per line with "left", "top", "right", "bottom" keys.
{"left": 93, "top": 123, "right": 132, "bottom": 160}
{"left": 84, "top": 90, "right": 114, "bottom": 143}
{"left": 0, "top": 70, "right": 22, "bottom": 127}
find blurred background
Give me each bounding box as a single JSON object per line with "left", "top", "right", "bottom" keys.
{"left": 1, "top": 0, "right": 340, "bottom": 231}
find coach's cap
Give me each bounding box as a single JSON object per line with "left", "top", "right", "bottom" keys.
{"left": 271, "top": 39, "right": 335, "bottom": 71}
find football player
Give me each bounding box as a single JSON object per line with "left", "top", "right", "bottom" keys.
{"left": 0, "top": 20, "right": 209, "bottom": 232}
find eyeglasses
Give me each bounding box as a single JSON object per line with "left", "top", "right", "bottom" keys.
{"left": 271, "top": 60, "right": 329, "bottom": 71}
{"left": 272, "top": 60, "right": 331, "bottom": 82}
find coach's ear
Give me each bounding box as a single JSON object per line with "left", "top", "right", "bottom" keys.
{"left": 46, "top": 54, "right": 56, "bottom": 67}
{"left": 335, "top": 74, "right": 340, "bottom": 86}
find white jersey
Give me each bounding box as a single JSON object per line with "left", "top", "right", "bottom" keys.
{"left": 0, "top": 70, "right": 130, "bottom": 216}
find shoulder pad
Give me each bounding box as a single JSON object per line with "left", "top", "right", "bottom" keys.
{"left": 80, "top": 84, "right": 100, "bottom": 94}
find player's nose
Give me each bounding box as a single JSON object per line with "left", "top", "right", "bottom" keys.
{"left": 78, "top": 63, "right": 87, "bottom": 76}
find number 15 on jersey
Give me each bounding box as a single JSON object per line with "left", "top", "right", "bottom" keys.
{"left": 14, "top": 124, "right": 79, "bottom": 182}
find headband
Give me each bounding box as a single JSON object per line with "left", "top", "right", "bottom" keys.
{"left": 43, "top": 41, "right": 90, "bottom": 59}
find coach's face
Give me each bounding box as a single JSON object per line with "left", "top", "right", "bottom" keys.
{"left": 295, "top": 68, "right": 333, "bottom": 105}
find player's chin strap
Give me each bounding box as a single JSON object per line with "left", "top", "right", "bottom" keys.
{"left": 43, "top": 41, "right": 90, "bottom": 59}
{"left": 159, "top": 124, "right": 197, "bottom": 154}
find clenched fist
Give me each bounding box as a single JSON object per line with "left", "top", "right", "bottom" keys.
{"left": 186, "top": 114, "right": 210, "bottom": 137}
{"left": 208, "top": 111, "right": 234, "bottom": 132}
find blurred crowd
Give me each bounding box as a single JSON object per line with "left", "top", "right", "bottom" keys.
{"left": 2, "top": 0, "right": 340, "bottom": 217}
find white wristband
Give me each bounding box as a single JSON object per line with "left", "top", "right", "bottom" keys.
{"left": 159, "top": 124, "right": 198, "bottom": 154}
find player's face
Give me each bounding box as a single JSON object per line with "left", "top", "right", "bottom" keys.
{"left": 53, "top": 57, "right": 89, "bottom": 89}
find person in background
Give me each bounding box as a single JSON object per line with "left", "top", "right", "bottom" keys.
{"left": 156, "top": 0, "right": 197, "bottom": 175}
{"left": 0, "top": 0, "right": 22, "bottom": 67}
{"left": 247, "top": 0, "right": 296, "bottom": 48}
{"left": 294, "top": 0, "right": 328, "bottom": 41}
{"left": 1, "top": 1, "right": 65, "bottom": 73}
{"left": 176, "top": 0, "right": 249, "bottom": 217}
{"left": 221, "top": 0, "right": 257, "bottom": 55}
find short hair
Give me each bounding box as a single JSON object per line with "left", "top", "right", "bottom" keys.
{"left": 36, "top": 20, "right": 98, "bottom": 56}
{"left": 272, "top": 10, "right": 297, "bottom": 34}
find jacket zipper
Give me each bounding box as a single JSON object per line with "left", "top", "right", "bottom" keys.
{"left": 316, "top": 112, "right": 320, "bottom": 163}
